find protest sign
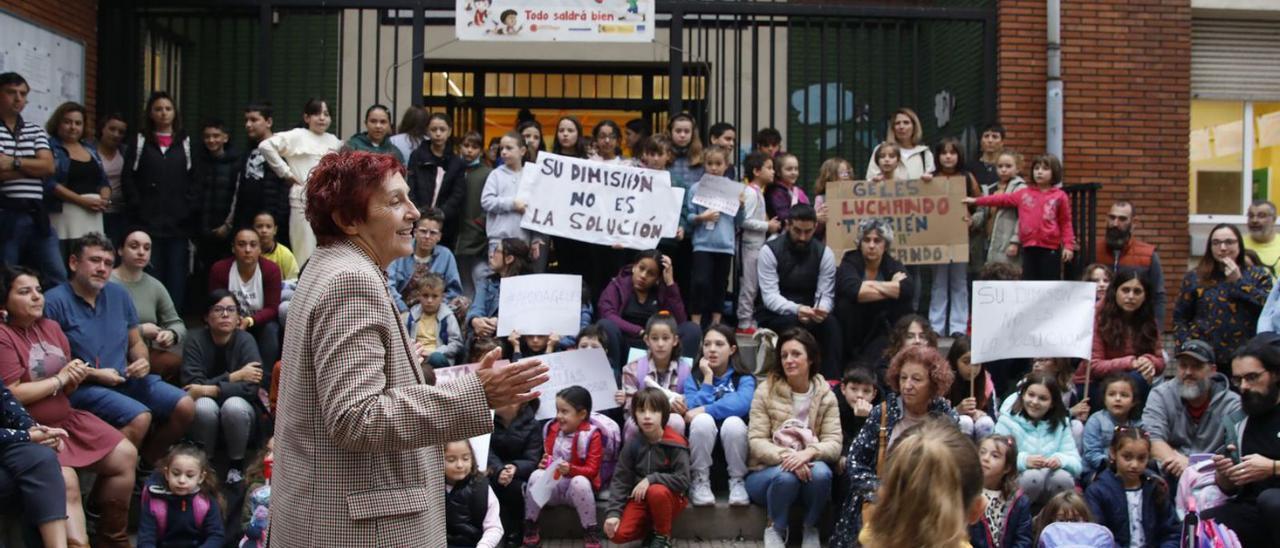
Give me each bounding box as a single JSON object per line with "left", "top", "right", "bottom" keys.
{"left": 456, "top": 0, "right": 655, "bottom": 43}
{"left": 469, "top": 413, "right": 494, "bottom": 471}
{"left": 825, "top": 175, "right": 968, "bottom": 265}
{"left": 970, "top": 281, "right": 1096, "bottom": 364}
{"left": 434, "top": 363, "right": 495, "bottom": 470}
{"left": 518, "top": 152, "right": 684, "bottom": 250}
{"left": 534, "top": 348, "right": 618, "bottom": 420}
{"left": 691, "top": 175, "right": 745, "bottom": 216}
{"left": 497, "top": 274, "right": 582, "bottom": 337}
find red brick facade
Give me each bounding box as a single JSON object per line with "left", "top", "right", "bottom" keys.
{"left": 0, "top": 0, "right": 99, "bottom": 124}
{"left": 999, "top": 0, "right": 1192, "bottom": 317}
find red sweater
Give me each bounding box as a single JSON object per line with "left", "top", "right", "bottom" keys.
{"left": 1072, "top": 311, "right": 1165, "bottom": 385}
{"left": 208, "top": 257, "right": 282, "bottom": 326}
{"left": 973, "top": 185, "right": 1076, "bottom": 251}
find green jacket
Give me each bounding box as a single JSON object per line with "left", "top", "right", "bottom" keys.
{"left": 344, "top": 132, "right": 405, "bottom": 164}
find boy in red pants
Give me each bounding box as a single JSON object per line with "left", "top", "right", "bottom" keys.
{"left": 602, "top": 387, "right": 691, "bottom": 548}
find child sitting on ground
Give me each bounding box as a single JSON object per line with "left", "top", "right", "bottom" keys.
{"left": 603, "top": 388, "right": 692, "bottom": 548}
{"left": 406, "top": 272, "right": 464, "bottom": 367}
{"left": 138, "top": 444, "right": 226, "bottom": 548}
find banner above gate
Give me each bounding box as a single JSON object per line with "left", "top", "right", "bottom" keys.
{"left": 456, "top": 0, "right": 655, "bottom": 42}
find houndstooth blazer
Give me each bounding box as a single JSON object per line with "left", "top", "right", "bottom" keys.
{"left": 270, "top": 241, "right": 492, "bottom": 547}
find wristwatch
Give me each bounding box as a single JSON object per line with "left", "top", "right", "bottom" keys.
{"left": 12, "top": 156, "right": 21, "bottom": 170}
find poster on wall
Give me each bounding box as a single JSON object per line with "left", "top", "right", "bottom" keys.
{"left": 456, "top": 0, "right": 655, "bottom": 42}
{"left": 0, "top": 11, "right": 85, "bottom": 125}
{"left": 825, "top": 175, "right": 969, "bottom": 265}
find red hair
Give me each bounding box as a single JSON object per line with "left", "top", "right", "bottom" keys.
{"left": 306, "top": 151, "right": 405, "bottom": 245}
{"left": 886, "top": 345, "right": 955, "bottom": 399}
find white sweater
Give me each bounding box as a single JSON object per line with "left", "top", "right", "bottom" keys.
{"left": 258, "top": 128, "right": 343, "bottom": 183}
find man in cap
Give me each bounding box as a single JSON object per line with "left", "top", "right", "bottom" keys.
{"left": 1142, "top": 339, "right": 1242, "bottom": 477}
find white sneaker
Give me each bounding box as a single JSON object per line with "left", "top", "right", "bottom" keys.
{"left": 728, "top": 477, "right": 749, "bottom": 506}
{"left": 690, "top": 470, "right": 715, "bottom": 506}
{"left": 763, "top": 526, "right": 787, "bottom": 548}
{"left": 801, "top": 525, "right": 821, "bottom": 548}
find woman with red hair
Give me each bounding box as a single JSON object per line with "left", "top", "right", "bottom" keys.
{"left": 271, "top": 150, "right": 548, "bottom": 547}
{"left": 830, "top": 344, "right": 961, "bottom": 548}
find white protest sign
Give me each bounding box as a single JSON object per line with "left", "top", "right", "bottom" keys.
{"left": 497, "top": 274, "right": 582, "bottom": 337}
{"left": 970, "top": 281, "right": 1097, "bottom": 363}
{"left": 691, "top": 175, "right": 745, "bottom": 216}
{"left": 434, "top": 363, "right": 496, "bottom": 470}
{"left": 518, "top": 152, "right": 684, "bottom": 249}
{"left": 469, "top": 412, "right": 494, "bottom": 471}
{"left": 534, "top": 348, "right": 619, "bottom": 419}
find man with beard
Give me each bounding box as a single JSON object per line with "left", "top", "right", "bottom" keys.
{"left": 1245, "top": 200, "right": 1280, "bottom": 275}
{"left": 1142, "top": 339, "right": 1241, "bottom": 478}
{"left": 755, "top": 203, "right": 842, "bottom": 377}
{"left": 1205, "top": 335, "right": 1280, "bottom": 546}
{"left": 1097, "top": 201, "right": 1166, "bottom": 328}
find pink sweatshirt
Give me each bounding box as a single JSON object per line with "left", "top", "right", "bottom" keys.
{"left": 973, "top": 185, "right": 1076, "bottom": 251}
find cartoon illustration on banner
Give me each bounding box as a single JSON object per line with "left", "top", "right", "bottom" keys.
{"left": 457, "top": 0, "right": 655, "bottom": 42}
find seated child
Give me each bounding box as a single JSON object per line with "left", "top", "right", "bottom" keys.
{"left": 523, "top": 386, "right": 606, "bottom": 548}
{"left": 683, "top": 325, "right": 756, "bottom": 506}
{"left": 1084, "top": 426, "right": 1179, "bottom": 548}
{"left": 138, "top": 444, "right": 226, "bottom": 548}
{"left": 994, "top": 372, "right": 1082, "bottom": 505}
{"left": 617, "top": 313, "right": 692, "bottom": 443}
{"left": 969, "top": 434, "right": 1033, "bottom": 548}
{"left": 240, "top": 437, "right": 274, "bottom": 548}
{"left": 575, "top": 323, "right": 608, "bottom": 352}
{"left": 1081, "top": 374, "right": 1142, "bottom": 480}
{"left": 489, "top": 398, "right": 543, "bottom": 548}
{"left": 1032, "top": 490, "right": 1094, "bottom": 543}
{"left": 603, "top": 388, "right": 692, "bottom": 548}
{"left": 508, "top": 329, "right": 560, "bottom": 361}
{"left": 949, "top": 336, "right": 997, "bottom": 440}
{"left": 406, "top": 273, "right": 464, "bottom": 367}
{"left": 444, "top": 440, "right": 503, "bottom": 548}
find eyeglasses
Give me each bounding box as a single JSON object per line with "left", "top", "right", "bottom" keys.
{"left": 210, "top": 305, "right": 240, "bottom": 316}
{"left": 1232, "top": 371, "right": 1267, "bottom": 386}
{"left": 1211, "top": 239, "right": 1239, "bottom": 247}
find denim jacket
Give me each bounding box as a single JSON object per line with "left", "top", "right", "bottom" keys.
{"left": 46, "top": 135, "right": 110, "bottom": 213}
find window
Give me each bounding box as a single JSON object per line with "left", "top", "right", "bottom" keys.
{"left": 1190, "top": 100, "right": 1280, "bottom": 220}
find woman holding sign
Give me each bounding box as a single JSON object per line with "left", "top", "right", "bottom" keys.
{"left": 1072, "top": 270, "right": 1164, "bottom": 406}
{"left": 467, "top": 237, "right": 534, "bottom": 345}
{"left": 1174, "top": 223, "right": 1272, "bottom": 371}
{"left": 835, "top": 218, "right": 915, "bottom": 369}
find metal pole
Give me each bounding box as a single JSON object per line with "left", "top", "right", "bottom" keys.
{"left": 669, "top": 7, "right": 684, "bottom": 117}
{"left": 1047, "top": 0, "right": 1063, "bottom": 160}
{"left": 258, "top": 4, "right": 271, "bottom": 99}
{"left": 412, "top": 4, "right": 425, "bottom": 107}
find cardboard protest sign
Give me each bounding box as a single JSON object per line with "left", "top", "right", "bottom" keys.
{"left": 691, "top": 175, "right": 745, "bottom": 216}
{"left": 825, "top": 175, "right": 969, "bottom": 265}
{"left": 534, "top": 348, "right": 618, "bottom": 419}
{"left": 497, "top": 274, "right": 582, "bottom": 337}
{"left": 970, "top": 281, "right": 1096, "bottom": 364}
{"left": 518, "top": 152, "right": 683, "bottom": 250}
{"left": 455, "top": 0, "right": 655, "bottom": 43}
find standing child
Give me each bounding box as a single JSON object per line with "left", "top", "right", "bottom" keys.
{"left": 138, "top": 444, "right": 226, "bottom": 548}
{"left": 812, "top": 157, "right": 854, "bottom": 242}
{"left": 641, "top": 135, "right": 694, "bottom": 300}
{"left": 930, "top": 138, "right": 983, "bottom": 335}
{"left": 523, "top": 386, "right": 606, "bottom": 548}
{"left": 457, "top": 130, "right": 495, "bottom": 297}
{"left": 869, "top": 141, "right": 910, "bottom": 182}
{"left": 481, "top": 131, "right": 546, "bottom": 273}
{"left": 949, "top": 336, "right": 997, "bottom": 440}
{"left": 967, "top": 154, "right": 1074, "bottom": 281}
{"left": 682, "top": 325, "right": 757, "bottom": 506}
{"left": 489, "top": 400, "right": 543, "bottom": 548}
{"left": 970, "top": 435, "right": 1034, "bottom": 548}
{"left": 685, "top": 146, "right": 744, "bottom": 327}
{"left": 617, "top": 313, "right": 692, "bottom": 442}
{"left": 667, "top": 113, "right": 704, "bottom": 189}
{"left": 603, "top": 388, "right": 692, "bottom": 548}
{"left": 737, "top": 151, "right": 776, "bottom": 333}
{"left": 1081, "top": 374, "right": 1143, "bottom": 480}
{"left": 1084, "top": 426, "right": 1180, "bottom": 548}
{"left": 444, "top": 440, "right": 504, "bottom": 548}
{"left": 994, "top": 372, "right": 1082, "bottom": 505}
{"left": 764, "top": 153, "right": 810, "bottom": 223}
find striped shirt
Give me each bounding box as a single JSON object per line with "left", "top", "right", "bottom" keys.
{"left": 0, "top": 116, "right": 50, "bottom": 201}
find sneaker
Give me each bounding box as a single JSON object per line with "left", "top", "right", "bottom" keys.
{"left": 801, "top": 525, "right": 821, "bottom": 548}
{"left": 226, "top": 468, "right": 244, "bottom": 485}
{"left": 583, "top": 525, "right": 603, "bottom": 548}
{"left": 763, "top": 526, "right": 787, "bottom": 548}
{"left": 689, "top": 470, "right": 715, "bottom": 506}
{"left": 728, "top": 476, "right": 749, "bottom": 506}
{"left": 521, "top": 519, "right": 541, "bottom": 547}
{"left": 648, "top": 533, "right": 673, "bottom": 548}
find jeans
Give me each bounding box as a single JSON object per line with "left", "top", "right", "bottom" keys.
{"left": 0, "top": 441, "right": 66, "bottom": 526}
{"left": 929, "top": 262, "right": 969, "bottom": 335}
{"left": 745, "top": 462, "right": 833, "bottom": 533}
{"left": 191, "top": 396, "right": 255, "bottom": 460}
{"left": 0, "top": 209, "right": 67, "bottom": 287}
{"left": 150, "top": 236, "right": 189, "bottom": 314}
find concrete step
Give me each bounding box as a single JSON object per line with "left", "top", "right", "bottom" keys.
{"left": 539, "top": 493, "right": 835, "bottom": 543}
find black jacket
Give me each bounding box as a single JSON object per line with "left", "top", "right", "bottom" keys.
{"left": 835, "top": 250, "right": 914, "bottom": 367}
{"left": 181, "top": 328, "right": 264, "bottom": 408}
{"left": 486, "top": 402, "right": 543, "bottom": 482}
{"left": 445, "top": 475, "right": 489, "bottom": 548}
{"left": 231, "top": 141, "right": 289, "bottom": 239}
{"left": 122, "top": 132, "right": 199, "bottom": 238}
{"left": 195, "top": 144, "right": 241, "bottom": 234}
{"left": 406, "top": 146, "right": 467, "bottom": 244}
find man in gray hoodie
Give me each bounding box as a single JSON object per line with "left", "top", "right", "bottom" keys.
{"left": 1143, "top": 339, "right": 1242, "bottom": 477}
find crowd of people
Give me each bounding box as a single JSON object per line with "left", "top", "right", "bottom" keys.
{"left": 4, "top": 65, "right": 1280, "bottom": 548}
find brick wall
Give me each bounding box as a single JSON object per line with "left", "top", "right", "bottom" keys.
{"left": 0, "top": 0, "right": 99, "bottom": 124}
{"left": 998, "top": 0, "right": 1192, "bottom": 320}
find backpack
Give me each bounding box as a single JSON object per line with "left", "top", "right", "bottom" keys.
{"left": 633, "top": 355, "right": 693, "bottom": 394}
{"left": 132, "top": 133, "right": 192, "bottom": 172}
{"left": 543, "top": 412, "right": 622, "bottom": 488}
{"left": 1176, "top": 454, "right": 1229, "bottom": 520}
{"left": 141, "top": 485, "right": 211, "bottom": 542}
{"left": 1036, "top": 522, "right": 1114, "bottom": 548}
{"left": 752, "top": 328, "right": 779, "bottom": 375}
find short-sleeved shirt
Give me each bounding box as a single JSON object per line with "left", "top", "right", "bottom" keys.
{"left": 43, "top": 282, "right": 139, "bottom": 374}
{"left": 0, "top": 116, "right": 51, "bottom": 201}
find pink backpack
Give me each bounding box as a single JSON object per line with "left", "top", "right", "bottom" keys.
{"left": 141, "top": 485, "right": 212, "bottom": 541}
{"left": 1176, "top": 454, "right": 1229, "bottom": 520}
{"left": 543, "top": 412, "right": 622, "bottom": 488}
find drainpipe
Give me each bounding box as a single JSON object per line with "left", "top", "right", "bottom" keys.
{"left": 1047, "top": 0, "right": 1064, "bottom": 160}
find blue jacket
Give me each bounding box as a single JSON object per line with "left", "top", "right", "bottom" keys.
{"left": 994, "top": 412, "right": 1082, "bottom": 476}
{"left": 136, "top": 474, "right": 225, "bottom": 548}
{"left": 386, "top": 245, "right": 464, "bottom": 312}
{"left": 1082, "top": 411, "right": 1142, "bottom": 479}
{"left": 46, "top": 135, "right": 110, "bottom": 213}
{"left": 404, "top": 302, "right": 464, "bottom": 365}
{"left": 467, "top": 276, "right": 502, "bottom": 325}
{"left": 682, "top": 369, "right": 756, "bottom": 423}
{"left": 1084, "top": 469, "right": 1180, "bottom": 548}
{"left": 684, "top": 177, "right": 744, "bottom": 254}
{"left": 968, "top": 490, "right": 1033, "bottom": 548}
